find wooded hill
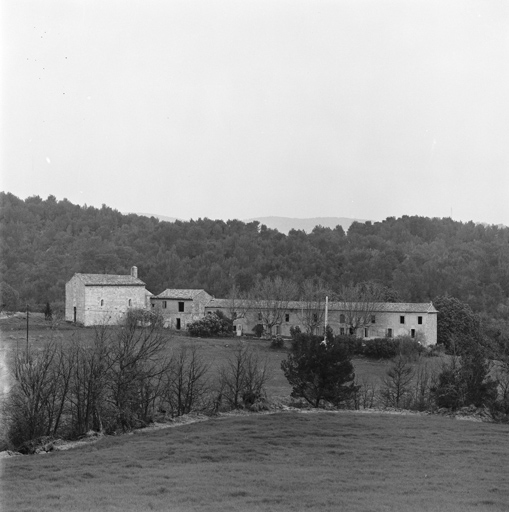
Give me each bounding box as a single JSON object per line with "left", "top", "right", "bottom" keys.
{"left": 1, "top": 192, "right": 508, "bottom": 333}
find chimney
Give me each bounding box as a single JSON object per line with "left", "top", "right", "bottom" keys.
{"left": 131, "top": 266, "right": 138, "bottom": 279}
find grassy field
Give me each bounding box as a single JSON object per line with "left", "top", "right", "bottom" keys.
{"left": 2, "top": 411, "right": 509, "bottom": 512}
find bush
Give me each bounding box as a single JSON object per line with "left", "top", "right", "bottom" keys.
{"left": 335, "top": 335, "right": 363, "bottom": 357}
{"left": 188, "top": 312, "right": 232, "bottom": 337}
{"left": 270, "top": 336, "right": 285, "bottom": 349}
{"left": 362, "top": 338, "right": 399, "bottom": 359}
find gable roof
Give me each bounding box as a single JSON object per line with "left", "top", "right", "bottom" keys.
{"left": 153, "top": 289, "right": 209, "bottom": 300}
{"left": 74, "top": 273, "right": 145, "bottom": 286}
{"left": 204, "top": 299, "right": 437, "bottom": 314}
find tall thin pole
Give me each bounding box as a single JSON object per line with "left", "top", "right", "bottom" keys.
{"left": 26, "top": 303, "right": 29, "bottom": 354}
{"left": 322, "top": 296, "right": 329, "bottom": 345}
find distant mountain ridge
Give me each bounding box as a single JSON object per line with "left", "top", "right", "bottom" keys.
{"left": 133, "top": 213, "right": 367, "bottom": 234}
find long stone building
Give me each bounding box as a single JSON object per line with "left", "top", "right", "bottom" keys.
{"left": 65, "top": 269, "right": 438, "bottom": 345}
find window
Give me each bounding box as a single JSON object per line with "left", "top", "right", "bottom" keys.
{"left": 400, "top": 316, "right": 405, "bottom": 324}
{"left": 151, "top": 303, "right": 155, "bottom": 308}
{"left": 313, "top": 313, "right": 318, "bottom": 323}
{"left": 418, "top": 316, "right": 423, "bottom": 325}
{"left": 364, "top": 328, "right": 368, "bottom": 338}
{"left": 276, "top": 325, "right": 281, "bottom": 335}
{"left": 411, "top": 329, "right": 416, "bottom": 338}
{"left": 258, "top": 313, "right": 262, "bottom": 321}
{"left": 339, "top": 314, "right": 345, "bottom": 323}
{"left": 163, "top": 301, "right": 167, "bottom": 309}
{"left": 285, "top": 313, "right": 290, "bottom": 322}
{"left": 128, "top": 299, "right": 132, "bottom": 307}
{"left": 176, "top": 318, "right": 181, "bottom": 330}
{"left": 371, "top": 315, "right": 376, "bottom": 324}
{"left": 178, "top": 302, "right": 184, "bottom": 312}
{"left": 387, "top": 328, "right": 393, "bottom": 338}
{"left": 100, "top": 299, "right": 104, "bottom": 307}
{"left": 340, "top": 327, "right": 345, "bottom": 335}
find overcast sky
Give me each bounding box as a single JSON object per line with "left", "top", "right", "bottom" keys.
{"left": 1, "top": 0, "right": 508, "bottom": 225}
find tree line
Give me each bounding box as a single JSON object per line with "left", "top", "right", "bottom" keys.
{"left": 1, "top": 192, "right": 509, "bottom": 344}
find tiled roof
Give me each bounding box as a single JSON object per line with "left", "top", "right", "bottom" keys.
{"left": 204, "top": 299, "right": 437, "bottom": 314}
{"left": 75, "top": 273, "right": 146, "bottom": 286}
{"left": 205, "top": 298, "right": 233, "bottom": 308}
{"left": 154, "top": 289, "right": 208, "bottom": 300}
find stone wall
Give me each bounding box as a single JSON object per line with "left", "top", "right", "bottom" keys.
{"left": 83, "top": 285, "right": 147, "bottom": 326}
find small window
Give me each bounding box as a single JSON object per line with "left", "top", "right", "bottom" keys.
{"left": 163, "top": 301, "right": 167, "bottom": 309}
{"left": 285, "top": 313, "right": 290, "bottom": 322}
{"left": 411, "top": 329, "right": 416, "bottom": 338}
{"left": 364, "top": 328, "right": 368, "bottom": 338}
{"left": 207, "top": 311, "right": 212, "bottom": 315}
{"left": 418, "top": 316, "right": 423, "bottom": 325}
{"left": 387, "top": 328, "right": 393, "bottom": 338}
{"left": 151, "top": 303, "right": 155, "bottom": 308}
{"left": 100, "top": 299, "right": 104, "bottom": 307}
{"left": 339, "top": 314, "right": 345, "bottom": 323}
{"left": 178, "top": 302, "right": 184, "bottom": 312}
{"left": 400, "top": 316, "right": 405, "bottom": 324}
{"left": 128, "top": 299, "right": 132, "bottom": 307}
{"left": 371, "top": 315, "right": 376, "bottom": 324}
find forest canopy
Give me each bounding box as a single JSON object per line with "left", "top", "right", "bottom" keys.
{"left": 1, "top": 193, "right": 508, "bottom": 338}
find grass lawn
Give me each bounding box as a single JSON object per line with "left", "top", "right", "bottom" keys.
{"left": 2, "top": 411, "right": 509, "bottom": 512}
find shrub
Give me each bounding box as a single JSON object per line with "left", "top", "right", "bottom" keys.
{"left": 270, "top": 336, "right": 285, "bottom": 349}
{"left": 362, "top": 338, "right": 399, "bottom": 359}
{"left": 188, "top": 312, "right": 232, "bottom": 337}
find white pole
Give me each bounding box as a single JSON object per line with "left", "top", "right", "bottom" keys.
{"left": 322, "top": 296, "right": 329, "bottom": 344}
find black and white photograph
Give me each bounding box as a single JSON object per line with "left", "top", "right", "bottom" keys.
{"left": 1, "top": 1, "right": 509, "bottom": 510}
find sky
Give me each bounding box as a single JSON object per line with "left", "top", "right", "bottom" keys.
{"left": 1, "top": 0, "right": 509, "bottom": 225}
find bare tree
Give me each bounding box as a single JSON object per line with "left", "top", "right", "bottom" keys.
{"left": 297, "top": 279, "right": 331, "bottom": 335}
{"left": 163, "top": 344, "right": 210, "bottom": 417}
{"left": 335, "top": 282, "right": 385, "bottom": 336}
{"left": 218, "top": 342, "right": 270, "bottom": 409}
{"left": 225, "top": 284, "right": 253, "bottom": 322}
{"left": 253, "top": 276, "right": 298, "bottom": 337}
{"left": 380, "top": 355, "right": 414, "bottom": 408}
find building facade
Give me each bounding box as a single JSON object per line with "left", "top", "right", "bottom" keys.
{"left": 150, "top": 289, "right": 212, "bottom": 330}
{"left": 65, "top": 266, "right": 148, "bottom": 326}
{"left": 205, "top": 299, "right": 438, "bottom": 346}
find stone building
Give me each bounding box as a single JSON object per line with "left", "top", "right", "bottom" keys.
{"left": 150, "top": 289, "right": 212, "bottom": 330}
{"left": 204, "top": 299, "right": 438, "bottom": 346}
{"left": 65, "top": 266, "right": 148, "bottom": 326}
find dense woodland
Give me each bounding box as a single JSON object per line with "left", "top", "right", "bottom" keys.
{"left": 1, "top": 192, "right": 509, "bottom": 338}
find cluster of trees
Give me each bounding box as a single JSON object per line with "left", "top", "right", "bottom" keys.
{"left": 283, "top": 328, "right": 509, "bottom": 421}
{"left": 2, "top": 310, "right": 271, "bottom": 453}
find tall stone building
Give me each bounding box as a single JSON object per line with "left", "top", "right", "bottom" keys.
{"left": 65, "top": 266, "right": 149, "bottom": 326}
